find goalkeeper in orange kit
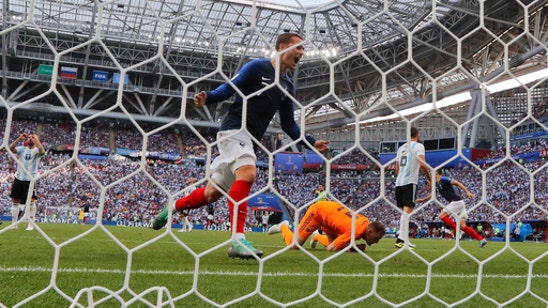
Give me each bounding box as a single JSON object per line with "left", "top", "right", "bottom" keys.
{"left": 268, "top": 201, "right": 385, "bottom": 252}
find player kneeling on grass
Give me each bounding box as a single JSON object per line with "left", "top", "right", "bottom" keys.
{"left": 268, "top": 201, "right": 385, "bottom": 252}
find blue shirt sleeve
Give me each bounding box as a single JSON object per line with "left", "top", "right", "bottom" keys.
{"left": 441, "top": 176, "right": 452, "bottom": 184}
{"left": 205, "top": 61, "right": 256, "bottom": 104}
{"left": 279, "top": 98, "right": 316, "bottom": 148}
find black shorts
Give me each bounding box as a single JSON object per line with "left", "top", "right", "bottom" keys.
{"left": 10, "top": 178, "right": 38, "bottom": 204}
{"left": 395, "top": 184, "right": 416, "bottom": 209}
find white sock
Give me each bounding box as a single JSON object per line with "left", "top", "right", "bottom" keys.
{"left": 11, "top": 205, "right": 20, "bottom": 223}
{"left": 28, "top": 204, "right": 37, "bottom": 222}
{"left": 234, "top": 233, "right": 245, "bottom": 240}
{"left": 25, "top": 204, "right": 31, "bottom": 221}
{"left": 19, "top": 204, "right": 26, "bottom": 219}
{"left": 399, "top": 213, "right": 409, "bottom": 242}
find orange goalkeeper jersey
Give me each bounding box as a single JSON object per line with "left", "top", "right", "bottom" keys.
{"left": 308, "top": 201, "right": 370, "bottom": 250}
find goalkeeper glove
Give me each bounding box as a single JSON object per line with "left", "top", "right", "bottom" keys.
{"left": 347, "top": 243, "right": 366, "bottom": 252}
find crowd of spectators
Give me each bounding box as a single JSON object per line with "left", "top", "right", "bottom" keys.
{"left": 0, "top": 118, "right": 546, "bottom": 233}
{"left": 477, "top": 137, "right": 548, "bottom": 161}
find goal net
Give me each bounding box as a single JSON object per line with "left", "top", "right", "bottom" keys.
{"left": 0, "top": 0, "right": 547, "bottom": 307}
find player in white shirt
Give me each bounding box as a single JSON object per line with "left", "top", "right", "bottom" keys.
{"left": 261, "top": 212, "right": 271, "bottom": 232}
{"left": 394, "top": 127, "right": 431, "bottom": 249}
{"left": 178, "top": 211, "right": 193, "bottom": 232}
{"left": 9, "top": 133, "right": 45, "bottom": 230}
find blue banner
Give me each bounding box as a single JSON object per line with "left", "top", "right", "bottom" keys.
{"left": 304, "top": 150, "right": 324, "bottom": 164}
{"left": 248, "top": 194, "right": 284, "bottom": 212}
{"left": 115, "top": 148, "right": 132, "bottom": 156}
{"left": 380, "top": 149, "right": 471, "bottom": 168}
{"left": 510, "top": 131, "right": 547, "bottom": 141}
{"left": 474, "top": 151, "right": 540, "bottom": 166}
{"left": 113, "top": 73, "right": 129, "bottom": 85}
{"left": 146, "top": 151, "right": 160, "bottom": 159}
{"left": 256, "top": 160, "right": 270, "bottom": 169}
{"left": 274, "top": 152, "right": 304, "bottom": 174}
{"left": 92, "top": 70, "right": 109, "bottom": 81}
{"left": 81, "top": 146, "right": 110, "bottom": 155}
{"left": 78, "top": 154, "right": 107, "bottom": 161}
{"left": 159, "top": 153, "right": 171, "bottom": 160}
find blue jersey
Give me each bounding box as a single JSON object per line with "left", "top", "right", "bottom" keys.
{"left": 206, "top": 58, "right": 315, "bottom": 145}
{"left": 436, "top": 176, "right": 461, "bottom": 202}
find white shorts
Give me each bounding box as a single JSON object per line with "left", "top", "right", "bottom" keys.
{"left": 210, "top": 130, "right": 257, "bottom": 191}
{"left": 443, "top": 200, "right": 468, "bottom": 220}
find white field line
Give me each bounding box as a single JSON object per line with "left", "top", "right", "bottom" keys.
{"left": 0, "top": 266, "right": 546, "bottom": 279}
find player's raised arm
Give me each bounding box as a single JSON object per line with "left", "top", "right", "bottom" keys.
{"left": 194, "top": 91, "right": 207, "bottom": 107}
{"left": 451, "top": 178, "right": 476, "bottom": 199}
{"left": 418, "top": 153, "right": 431, "bottom": 187}
{"left": 9, "top": 133, "right": 26, "bottom": 153}
{"left": 415, "top": 194, "right": 432, "bottom": 203}
{"left": 314, "top": 140, "right": 329, "bottom": 152}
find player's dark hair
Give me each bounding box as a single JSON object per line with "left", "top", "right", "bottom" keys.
{"left": 276, "top": 33, "right": 303, "bottom": 50}
{"left": 410, "top": 127, "right": 419, "bottom": 138}
{"left": 369, "top": 221, "right": 385, "bottom": 236}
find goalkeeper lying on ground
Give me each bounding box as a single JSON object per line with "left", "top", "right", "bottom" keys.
{"left": 268, "top": 201, "right": 385, "bottom": 252}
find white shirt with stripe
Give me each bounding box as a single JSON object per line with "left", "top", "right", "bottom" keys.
{"left": 395, "top": 141, "right": 425, "bottom": 187}
{"left": 15, "top": 146, "right": 42, "bottom": 181}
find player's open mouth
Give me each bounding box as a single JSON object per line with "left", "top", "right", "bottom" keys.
{"left": 294, "top": 57, "right": 301, "bottom": 64}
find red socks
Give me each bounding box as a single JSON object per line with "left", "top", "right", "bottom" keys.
{"left": 175, "top": 187, "right": 208, "bottom": 211}
{"left": 174, "top": 181, "right": 253, "bottom": 234}
{"left": 463, "top": 226, "right": 484, "bottom": 240}
{"left": 441, "top": 216, "right": 484, "bottom": 241}
{"left": 441, "top": 216, "right": 457, "bottom": 230}
{"left": 228, "top": 180, "right": 252, "bottom": 234}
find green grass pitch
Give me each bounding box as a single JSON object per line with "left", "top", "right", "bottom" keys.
{"left": 0, "top": 222, "right": 546, "bottom": 307}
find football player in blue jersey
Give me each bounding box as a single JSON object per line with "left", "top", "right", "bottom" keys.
{"left": 153, "top": 32, "right": 329, "bottom": 259}
{"left": 416, "top": 169, "right": 487, "bottom": 248}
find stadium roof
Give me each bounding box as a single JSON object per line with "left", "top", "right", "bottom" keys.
{"left": 5, "top": 0, "right": 442, "bottom": 58}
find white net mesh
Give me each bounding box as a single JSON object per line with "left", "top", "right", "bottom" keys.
{"left": 0, "top": 0, "right": 547, "bottom": 307}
